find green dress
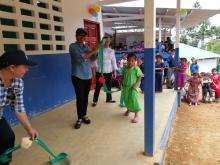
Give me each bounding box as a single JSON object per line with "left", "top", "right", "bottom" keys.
{"left": 122, "top": 66, "right": 143, "bottom": 112}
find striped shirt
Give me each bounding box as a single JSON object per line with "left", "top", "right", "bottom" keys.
{"left": 0, "top": 78, "right": 25, "bottom": 119}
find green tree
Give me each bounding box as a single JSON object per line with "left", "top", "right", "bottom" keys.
{"left": 205, "top": 40, "right": 220, "bottom": 54}
{"left": 180, "top": 35, "right": 188, "bottom": 44}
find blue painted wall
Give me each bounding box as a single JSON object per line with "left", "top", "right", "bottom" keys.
{"left": 4, "top": 54, "right": 75, "bottom": 126}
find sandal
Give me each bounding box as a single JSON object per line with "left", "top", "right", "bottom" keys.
{"left": 74, "top": 119, "right": 82, "bottom": 129}
{"left": 92, "top": 102, "right": 97, "bottom": 107}
{"left": 82, "top": 117, "right": 91, "bottom": 124}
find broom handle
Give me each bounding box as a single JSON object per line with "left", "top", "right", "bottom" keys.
{"left": 34, "top": 138, "right": 57, "bottom": 158}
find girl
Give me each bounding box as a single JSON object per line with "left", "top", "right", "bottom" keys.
{"left": 177, "top": 58, "right": 187, "bottom": 89}
{"left": 187, "top": 72, "right": 202, "bottom": 106}
{"left": 122, "top": 53, "right": 143, "bottom": 123}
{"left": 190, "top": 58, "right": 199, "bottom": 74}
{"left": 210, "top": 68, "right": 220, "bottom": 100}
{"left": 92, "top": 36, "right": 117, "bottom": 107}
{"left": 0, "top": 49, "right": 39, "bottom": 165}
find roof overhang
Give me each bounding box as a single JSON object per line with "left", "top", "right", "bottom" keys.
{"left": 102, "top": 6, "right": 220, "bottom": 30}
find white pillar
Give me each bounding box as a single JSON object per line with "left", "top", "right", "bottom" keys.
{"left": 176, "top": 0, "right": 181, "bottom": 48}
{"left": 158, "top": 17, "right": 162, "bottom": 42}
{"left": 144, "top": 0, "right": 156, "bottom": 48}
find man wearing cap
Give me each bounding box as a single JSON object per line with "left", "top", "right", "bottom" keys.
{"left": 0, "top": 49, "right": 39, "bottom": 165}
{"left": 69, "top": 28, "right": 98, "bottom": 129}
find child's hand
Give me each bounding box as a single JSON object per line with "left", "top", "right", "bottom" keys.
{"left": 132, "top": 83, "right": 138, "bottom": 89}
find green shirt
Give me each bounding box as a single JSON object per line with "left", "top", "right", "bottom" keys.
{"left": 122, "top": 66, "right": 143, "bottom": 87}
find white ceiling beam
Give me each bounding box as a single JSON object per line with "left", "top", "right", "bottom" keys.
{"left": 103, "top": 15, "right": 144, "bottom": 22}
{"left": 102, "top": 14, "right": 175, "bottom": 22}
{"left": 102, "top": 13, "right": 139, "bottom": 17}
{"left": 97, "top": 0, "right": 135, "bottom": 6}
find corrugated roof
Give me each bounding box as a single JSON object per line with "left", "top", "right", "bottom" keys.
{"left": 179, "top": 43, "right": 220, "bottom": 60}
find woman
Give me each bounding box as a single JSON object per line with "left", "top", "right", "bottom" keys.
{"left": 0, "top": 49, "right": 38, "bottom": 165}
{"left": 92, "top": 36, "right": 117, "bottom": 107}
{"left": 69, "top": 28, "right": 98, "bottom": 129}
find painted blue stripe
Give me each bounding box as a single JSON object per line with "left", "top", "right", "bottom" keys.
{"left": 174, "top": 48, "right": 180, "bottom": 89}
{"left": 144, "top": 48, "right": 155, "bottom": 156}
{"left": 160, "top": 94, "right": 178, "bottom": 150}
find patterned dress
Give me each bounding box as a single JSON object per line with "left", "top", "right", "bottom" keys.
{"left": 177, "top": 63, "right": 187, "bottom": 88}
{"left": 210, "top": 75, "right": 220, "bottom": 98}
{"left": 187, "top": 77, "right": 202, "bottom": 103}
{"left": 122, "top": 66, "right": 143, "bottom": 112}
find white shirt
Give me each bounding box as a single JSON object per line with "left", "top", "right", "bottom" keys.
{"left": 120, "top": 59, "right": 127, "bottom": 68}
{"left": 95, "top": 48, "right": 117, "bottom": 73}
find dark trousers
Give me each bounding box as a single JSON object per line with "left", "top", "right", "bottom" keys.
{"left": 72, "top": 76, "right": 91, "bottom": 119}
{"left": 93, "top": 72, "right": 112, "bottom": 103}
{"left": 155, "top": 73, "right": 163, "bottom": 92}
{"left": 202, "top": 84, "right": 213, "bottom": 97}
{"left": 0, "top": 118, "right": 15, "bottom": 165}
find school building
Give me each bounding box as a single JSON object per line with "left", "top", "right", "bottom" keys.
{"left": 0, "top": 0, "right": 219, "bottom": 164}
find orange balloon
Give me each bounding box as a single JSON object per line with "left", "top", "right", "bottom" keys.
{"left": 88, "top": 7, "right": 95, "bottom": 15}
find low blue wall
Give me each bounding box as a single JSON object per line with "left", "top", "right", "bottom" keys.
{"left": 4, "top": 53, "right": 75, "bottom": 126}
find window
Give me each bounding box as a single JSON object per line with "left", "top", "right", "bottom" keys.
{"left": 54, "top": 26, "right": 63, "bottom": 31}
{"left": 52, "top": 6, "right": 62, "bottom": 12}
{"left": 0, "top": 5, "right": 14, "bottom": 13}
{"left": 39, "top": 13, "right": 49, "bottom": 19}
{"left": 55, "top": 35, "right": 64, "bottom": 41}
{"left": 22, "top": 21, "right": 35, "bottom": 28}
{"left": 53, "top": 16, "right": 62, "bottom": 22}
{"left": 4, "top": 44, "right": 18, "bottom": 51}
{"left": 42, "top": 44, "right": 52, "bottom": 50}
{"left": 2, "top": 31, "right": 17, "bottom": 38}
{"left": 40, "top": 23, "right": 50, "bottom": 30}
{"left": 41, "top": 34, "right": 51, "bottom": 40}
{"left": 19, "top": 0, "right": 32, "bottom": 4}
{"left": 37, "top": 2, "right": 48, "bottom": 9}
{"left": 24, "top": 32, "right": 36, "bottom": 39}
{"left": 56, "top": 45, "right": 65, "bottom": 50}
{"left": 25, "top": 44, "right": 37, "bottom": 51}
{"left": 20, "top": 9, "right": 33, "bottom": 16}
{"left": 0, "top": 18, "right": 16, "bottom": 26}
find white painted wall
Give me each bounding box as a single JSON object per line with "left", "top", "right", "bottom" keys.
{"left": 116, "top": 32, "right": 144, "bottom": 46}
{"left": 63, "top": 0, "right": 104, "bottom": 50}
{"left": 197, "top": 58, "right": 217, "bottom": 73}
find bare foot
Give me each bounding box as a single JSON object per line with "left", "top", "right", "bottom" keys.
{"left": 124, "top": 110, "right": 130, "bottom": 116}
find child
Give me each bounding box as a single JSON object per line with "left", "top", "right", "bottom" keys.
{"left": 190, "top": 58, "right": 199, "bottom": 74}
{"left": 210, "top": 68, "right": 220, "bottom": 101}
{"left": 139, "top": 58, "right": 144, "bottom": 93}
{"left": 186, "top": 73, "right": 202, "bottom": 106}
{"left": 122, "top": 53, "right": 143, "bottom": 123}
{"left": 155, "top": 54, "right": 165, "bottom": 92}
{"left": 202, "top": 73, "right": 214, "bottom": 103}
{"left": 177, "top": 58, "right": 187, "bottom": 89}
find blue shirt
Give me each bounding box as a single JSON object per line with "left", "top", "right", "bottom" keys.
{"left": 190, "top": 64, "right": 199, "bottom": 74}
{"left": 69, "top": 43, "right": 96, "bottom": 80}
{"left": 166, "top": 55, "right": 175, "bottom": 68}
{"left": 0, "top": 78, "right": 26, "bottom": 119}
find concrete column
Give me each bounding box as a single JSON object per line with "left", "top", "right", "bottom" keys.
{"left": 175, "top": 0, "right": 181, "bottom": 64}
{"left": 144, "top": 0, "right": 155, "bottom": 156}
{"left": 158, "top": 17, "right": 162, "bottom": 42}
{"left": 174, "top": 0, "right": 181, "bottom": 89}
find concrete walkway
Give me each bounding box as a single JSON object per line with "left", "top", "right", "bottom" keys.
{"left": 12, "top": 89, "right": 176, "bottom": 165}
